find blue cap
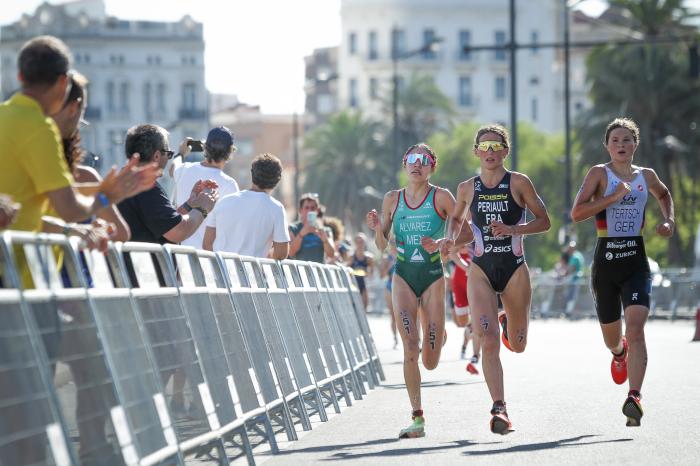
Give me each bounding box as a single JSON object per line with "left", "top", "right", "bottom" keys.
{"left": 206, "top": 126, "right": 234, "bottom": 148}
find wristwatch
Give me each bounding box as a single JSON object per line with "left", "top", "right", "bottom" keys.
{"left": 194, "top": 206, "right": 208, "bottom": 218}
{"left": 96, "top": 192, "right": 110, "bottom": 208}
{"left": 182, "top": 201, "right": 193, "bottom": 212}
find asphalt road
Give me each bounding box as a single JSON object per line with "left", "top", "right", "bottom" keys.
{"left": 253, "top": 316, "right": 700, "bottom": 466}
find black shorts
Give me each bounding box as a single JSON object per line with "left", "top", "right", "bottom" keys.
{"left": 591, "top": 237, "right": 651, "bottom": 324}
{"left": 472, "top": 255, "right": 525, "bottom": 293}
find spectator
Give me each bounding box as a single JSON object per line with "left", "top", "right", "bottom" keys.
{"left": 43, "top": 71, "right": 130, "bottom": 247}
{"left": 117, "top": 124, "right": 218, "bottom": 247}
{"left": 0, "top": 35, "right": 159, "bottom": 235}
{"left": 348, "top": 232, "right": 375, "bottom": 310}
{"left": 322, "top": 215, "right": 346, "bottom": 263}
{"left": 564, "top": 241, "right": 585, "bottom": 314}
{"left": 171, "top": 126, "right": 239, "bottom": 248}
{"left": 288, "top": 192, "right": 335, "bottom": 263}
{"left": 203, "top": 153, "right": 289, "bottom": 259}
{"left": 0, "top": 194, "right": 19, "bottom": 229}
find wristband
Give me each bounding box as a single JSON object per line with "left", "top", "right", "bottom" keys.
{"left": 96, "top": 192, "right": 110, "bottom": 208}
{"left": 62, "top": 224, "right": 72, "bottom": 235}
{"left": 182, "top": 201, "right": 193, "bottom": 213}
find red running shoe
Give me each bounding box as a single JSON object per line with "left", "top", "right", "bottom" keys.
{"left": 489, "top": 401, "right": 513, "bottom": 435}
{"left": 498, "top": 311, "right": 513, "bottom": 352}
{"left": 466, "top": 362, "right": 479, "bottom": 375}
{"left": 610, "top": 336, "right": 628, "bottom": 385}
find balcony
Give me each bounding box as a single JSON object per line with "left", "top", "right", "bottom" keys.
{"left": 178, "top": 108, "right": 207, "bottom": 120}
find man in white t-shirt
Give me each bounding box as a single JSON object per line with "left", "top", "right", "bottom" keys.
{"left": 203, "top": 153, "right": 290, "bottom": 259}
{"left": 171, "top": 126, "right": 239, "bottom": 248}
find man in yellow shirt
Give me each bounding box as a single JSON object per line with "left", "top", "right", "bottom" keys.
{"left": 0, "top": 35, "right": 160, "bottom": 235}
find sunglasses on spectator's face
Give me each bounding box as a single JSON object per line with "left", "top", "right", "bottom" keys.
{"left": 404, "top": 152, "right": 434, "bottom": 166}
{"left": 162, "top": 149, "right": 175, "bottom": 159}
{"left": 476, "top": 141, "right": 507, "bottom": 152}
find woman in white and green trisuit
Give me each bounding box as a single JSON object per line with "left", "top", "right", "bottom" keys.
{"left": 366, "top": 143, "right": 459, "bottom": 439}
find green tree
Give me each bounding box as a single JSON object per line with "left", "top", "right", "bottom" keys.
{"left": 302, "top": 111, "right": 393, "bottom": 232}
{"left": 381, "top": 72, "right": 456, "bottom": 157}
{"left": 573, "top": 0, "right": 700, "bottom": 265}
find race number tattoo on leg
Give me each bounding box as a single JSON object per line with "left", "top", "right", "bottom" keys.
{"left": 516, "top": 329, "right": 526, "bottom": 343}
{"left": 400, "top": 309, "right": 411, "bottom": 334}
{"left": 480, "top": 315, "right": 489, "bottom": 331}
{"left": 428, "top": 322, "right": 437, "bottom": 350}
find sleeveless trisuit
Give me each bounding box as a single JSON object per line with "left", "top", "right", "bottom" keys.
{"left": 392, "top": 186, "right": 446, "bottom": 297}
{"left": 591, "top": 166, "right": 651, "bottom": 324}
{"left": 469, "top": 172, "right": 526, "bottom": 293}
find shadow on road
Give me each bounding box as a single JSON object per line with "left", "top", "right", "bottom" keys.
{"left": 461, "top": 435, "right": 633, "bottom": 456}
{"left": 273, "top": 438, "right": 503, "bottom": 460}
{"left": 380, "top": 380, "right": 484, "bottom": 389}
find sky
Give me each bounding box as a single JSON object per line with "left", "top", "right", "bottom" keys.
{"left": 1, "top": 0, "right": 698, "bottom": 114}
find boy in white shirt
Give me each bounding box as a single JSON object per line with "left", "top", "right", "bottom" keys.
{"left": 171, "top": 126, "right": 239, "bottom": 248}
{"left": 203, "top": 153, "right": 290, "bottom": 259}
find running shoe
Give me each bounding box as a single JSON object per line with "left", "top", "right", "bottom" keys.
{"left": 610, "top": 336, "right": 628, "bottom": 385}
{"left": 489, "top": 401, "right": 513, "bottom": 435}
{"left": 498, "top": 311, "right": 513, "bottom": 352}
{"left": 398, "top": 411, "right": 425, "bottom": 438}
{"left": 622, "top": 391, "right": 643, "bottom": 427}
{"left": 466, "top": 362, "right": 479, "bottom": 375}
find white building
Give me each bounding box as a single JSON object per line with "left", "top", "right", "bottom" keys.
{"left": 338, "top": 0, "right": 580, "bottom": 133}
{"left": 0, "top": 0, "right": 208, "bottom": 172}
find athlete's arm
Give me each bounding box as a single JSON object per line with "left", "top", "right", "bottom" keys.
{"left": 492, "top": 173, "right": 550, "bottom": 237}
{"left": 366, "top": 190, "right": 397, "bottom": 252}
{"left": 570, "top": 165, "right": 629, "bottom": 223}
{"left": 202, "top": 226, "right": 216, "bottom": 251}
{"left": 450, "top": 250, "right": 469, "bottom": 272}
{"left": 644, "top": 168, "right": 675, "bottom": 237}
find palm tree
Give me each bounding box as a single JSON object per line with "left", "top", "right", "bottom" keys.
{"left": 301, "top": 111, "right": 394, "bottom": 232}
{"left": 574, "top": 0, "right": 700, "bottom": 265}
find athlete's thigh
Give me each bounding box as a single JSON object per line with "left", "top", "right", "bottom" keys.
{"left": 500, "top": 264, "right": 532, "bottom": 336}
{"left": 392, "top": 273, "right": 420, "bottom": 342}
{"left": 467, "top": 263, "right": 499, "bottom": 337}
{"left": 418, "top": 277, "right": 446, "bottom": 354}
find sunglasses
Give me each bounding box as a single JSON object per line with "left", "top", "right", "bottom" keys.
{"left": 475, "top": 141, "right": 507, "bottom": 152}
{"left": 404, "top": 152, "right": 434, "bottom": 166}
{"left": 162, "top": 149, "right": 175, "bottom": 159}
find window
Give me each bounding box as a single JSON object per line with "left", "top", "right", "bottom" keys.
{"left": 349, "top": 32, "right": 357, "bottom": 55}
{"left": 459, "top": 30, "right": 471, "bottom": 60}
{"left": 530, "top": 76, "right": 540, "bottom": 86}
{"left": 495, "top": 31, "right": 506, "bottom": 61}
{"left": 495, "top": 76, "right": 506, "bottom": 100}
{"left": 531, "top": 97, "right": 538, "bottom": 121}
{"left": 423, "top": 29, "right": 437, "bottom": 59}
{"left": 144, "top": 82, "right": 152, "bottom": 115}
{"left": 119, "top": 82, "right": 129, "bottom": 112}
{"left": 531, "top": 30, "right": 539, "bottom": 54}
{"left": 392, "top": 28, "right": 406, "bottom": 58}
{"left": 349, "top": 79, "right": 358, "bottom": 107}
{"left": 459, "top": 77, "right": 472, "bottom": 107}
{"left": 368, "top": 31, "right": 378, "bottom": 60}
{"left": 182, "top": 83, "right": 196, "bottom": 110}
{"left": 369, "top": 77, "right": 378, "bottom": 100}
{"left": 157, "top": 82, "right": 166, "bottom": 111}
{"left": 106, "top": 81, "right": 115, "bottom": 111}
{"left": 317, "top": 94, "right": 334, "bottom": 114}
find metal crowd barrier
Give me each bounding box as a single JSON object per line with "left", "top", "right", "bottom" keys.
{"left": 0, "top": 232, "right": 384, "bottom": 466}
{"left": 530, "top": 273, "right": 700, "bottom": 320}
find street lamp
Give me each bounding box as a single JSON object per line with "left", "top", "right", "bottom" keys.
{"left": 392, "top": 28, "right": 443, "bottom": 160}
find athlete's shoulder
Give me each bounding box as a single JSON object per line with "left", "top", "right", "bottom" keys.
{"left": 509, "top": 171, "right": 536, "bottom": 189}
{"left": 457, "top": 176, "right": 477, "bottom": 192}
{"left": 383, "top": 189, "right": 401, "bottom": 202}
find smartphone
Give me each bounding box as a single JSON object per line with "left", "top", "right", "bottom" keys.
{"left": 307, "top": 211, "right": 317, "bottom": 225}
{"left": 188, "top": 139, "right": 204, "bottom": 152}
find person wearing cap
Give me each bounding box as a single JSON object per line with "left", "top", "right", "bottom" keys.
{"left": 170, "top": 126, "right": 239, "bottom": 248}
{"left": 289, "top": 192, "right": 335, "bottom": 263}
